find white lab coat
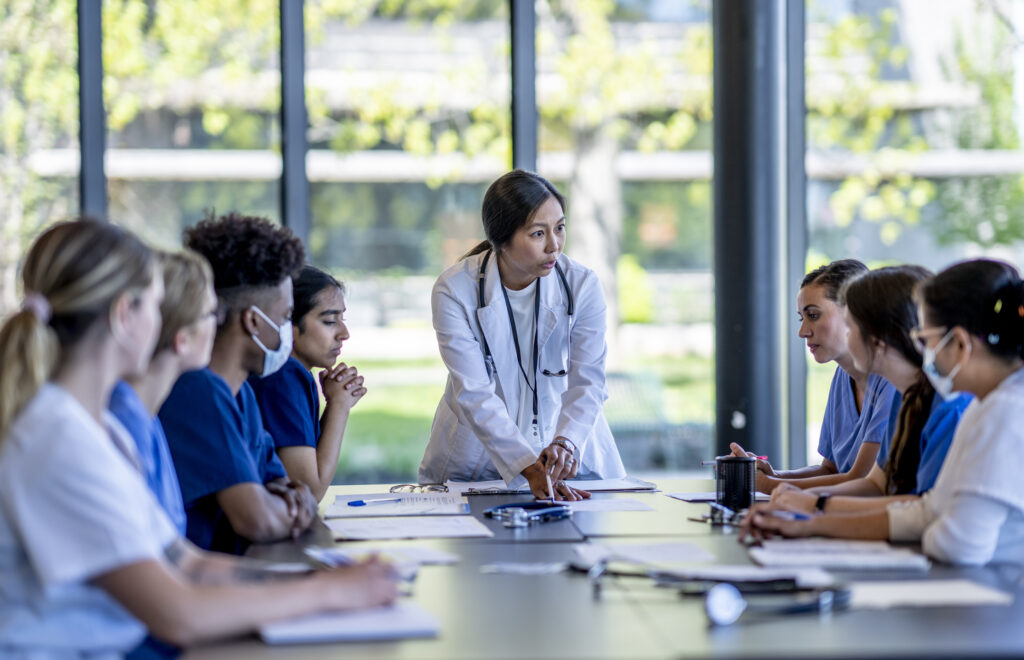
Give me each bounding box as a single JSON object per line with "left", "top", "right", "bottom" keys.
{"left": 419, "top": 250, "right": 626, "bottom": 485}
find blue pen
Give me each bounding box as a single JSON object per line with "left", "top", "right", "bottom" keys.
{"left": 770, "top": 509, "right": 811, "bottom": 521}
{"left": 348, "top": 497, "right": 402, "bottom": 507}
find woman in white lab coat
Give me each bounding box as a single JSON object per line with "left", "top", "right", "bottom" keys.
{"left": 419, "top": 170, "right": 626, "bottom": 500}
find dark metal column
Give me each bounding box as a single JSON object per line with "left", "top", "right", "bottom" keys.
{"left": 712, "top": 0, "right": 788, "bottom": 459}
{"left": 785, "top": 0, "right": 808, "bottom": 469}
{"left": 510, "top": 0, "right": 537, "bottom": 172}
{"left": 280, "top": 0, "right": 310, "bottom": 244}
{"left": 77, "top": 0, "right": 106, "bottom": 219}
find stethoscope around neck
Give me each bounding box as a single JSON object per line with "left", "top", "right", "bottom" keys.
{"left": 477, "top": 248, "right": 574, "bottom": 436}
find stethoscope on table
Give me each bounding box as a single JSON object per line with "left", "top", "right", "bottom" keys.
{"left": 477, "top": 248, "right": 574, "bottom": 441}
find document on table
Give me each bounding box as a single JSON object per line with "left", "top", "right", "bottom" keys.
{"left": 305, "top": 545, "right": 460, "bottom": 567}
{"left": 327, "top": 492, "right": 469, "bottom": 518}
{"left": 574, "top": 541, "right": 716, "bottom": 566}
{"left": 667, "top": 492, "right": 770, "bottom": 503}
{"left": 448, "top": 475, "right": 657, "bottom": 495}
{"left": 326, "top": 515, "right": 494, "bottom": 540}
{"left": 260, "top": 602, "right": 439, "bottom": 644}
{"left": 652, "top": 564, "right": 836, "bottom": 588}
{"left": 848, "top": 579, "right": 1013, "bottom": 609}
{"left": 564, "top": 498, "right": 654, "bottom": 513}
{"left": 749, "top": 538, "right": 931, "bottom": 571}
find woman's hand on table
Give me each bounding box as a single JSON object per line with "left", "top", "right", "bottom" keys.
{"left": 521, "top": 462, "right": 591, "bottom": 501}
{"left": 770, "top": 482, "right": 817, "bottom": 514}
{"left": 322, "top": 556, "right": 400, "bottom": 610}
{"left": 738, "top": 501, "right": 818, "bottom": 544}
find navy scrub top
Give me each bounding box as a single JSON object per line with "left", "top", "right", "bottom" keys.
{"left": 249, "top": 356, "right": 320, "bottom": 451}
{"left": 159, "top": 368, "right": 287, "bottom": 554}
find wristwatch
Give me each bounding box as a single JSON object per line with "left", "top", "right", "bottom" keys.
{"left": 815, "top": 493, "right": 832, "bottom": 512}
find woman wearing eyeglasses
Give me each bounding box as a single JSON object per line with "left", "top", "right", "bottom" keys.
{"left": 419, "top": 170, "right": 626, "bottom": 501}
{"left": 744, "top": 259, "right": 1024, "bottom": 566}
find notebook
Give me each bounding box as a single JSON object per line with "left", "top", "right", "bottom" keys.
{"left": 260, "top": 602, "right": 439, "bottom": 644}
{"left": 749, "top": 539, "right": 931, "bottom": 571}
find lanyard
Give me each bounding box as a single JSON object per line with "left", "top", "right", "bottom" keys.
{"left": 500, "top": 279, "right": 540, "bottom": 437}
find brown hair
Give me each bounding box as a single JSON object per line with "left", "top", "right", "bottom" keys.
{"left": 842, "top": 265, "right": 934, "bottom": 494}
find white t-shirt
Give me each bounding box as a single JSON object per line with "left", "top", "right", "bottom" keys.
{"left": 888, "top": 367, "right": 1024, "bottom": 565}
{"left": 0, "top": 383, "right": 180, "bottom": 657}
{"left": 504, "top": 284, "right": 543, "bottom": 452}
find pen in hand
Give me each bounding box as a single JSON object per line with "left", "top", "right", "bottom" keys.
{"left": 768, "top": 510, "right": 811, "bottom": 521}
{"left": 546, "top": 473, "right": 555, "bottom": 502}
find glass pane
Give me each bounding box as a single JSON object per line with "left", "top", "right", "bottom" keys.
{"left": 538, "top": 1, "right": 714, "bottom": 474}
{"left": 103, "top": 0, "right": 282, "bottom": 248}
{"left": 805, "top": 1, "right": 1024, "bottom": 462}
{"left": 305, "top": 1, "right": 510, "bottom": 482}
{"left": 0, "top": 0, "right": 80, "bottom": 314}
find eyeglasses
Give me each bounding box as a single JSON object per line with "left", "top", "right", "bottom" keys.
{"left": 389, "top": 483, "right": 449, "bottom": 494}
{"left": 909, "top": 326, "right": 949, "bottom": 353}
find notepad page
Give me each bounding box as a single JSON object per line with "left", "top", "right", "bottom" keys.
{"left": 260, "top": 602, "right": 439, "bottom": 644}
{"left": 327, "top": 515, "right": 495, "bottom": 540}
{"left": 327, "top": 492, "right": 469, "bottom": 518}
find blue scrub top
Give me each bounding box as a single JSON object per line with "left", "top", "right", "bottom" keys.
{"left": 249, "top": 356, "right": 320, "bottom": 451}
{"left": 877, "top": 390, "right": 972, "bottom": 494}
{"left": 108, "top": 381, "right": 187, "bottom": 536}
{"left": 159, "top": 368, "right": 288, "bottom": 554}
{"left": 817, "top": 367, "right": 898, "bottom": 473}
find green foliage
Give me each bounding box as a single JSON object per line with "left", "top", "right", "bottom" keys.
{"left": 808, "top": 8, "right": 935, "bottom": 247}
{"left": 933, "top": 17, "right": 1024, "bottom": 247}
{"left": 617, "top": 254, "right": 653, "bottom": 323}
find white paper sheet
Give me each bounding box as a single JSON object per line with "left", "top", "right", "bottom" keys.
{"left": 749, "top": 539, "right": 931, "bottom": 571}
{"left": 304, "top": 545, "right": 459, "bottom": 567}
{"left": 326, "top": 515, "right": 494, "bottom": 540}
{"left": 667, "top": 491, "right": 770, "bottom": 503}
{"left": 651, "top": 564, "right": 836, "bottom": 588}
{"left": 480, "top": 561, "right": 569, "bottom": 575}
{"left": 574, "top": 541, "right": 715, "bottom": 566}
{"left": 327, "top": 492, "right": 469, "bottom": 518}
{"left": 563, "top": 498, "right": 654, "bottom": 512}
{"left": 260, "top": 602, "right": 439, "bottom": 644}
{"left": 848, "top": 579, "right": 1013, "bottom": 609}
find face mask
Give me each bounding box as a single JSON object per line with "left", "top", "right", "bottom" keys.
{"left": 922, "top": 329, "right": 967, "bottom": 400}
{"left": 250, "top": 305, "right": 293, "bottom": 378}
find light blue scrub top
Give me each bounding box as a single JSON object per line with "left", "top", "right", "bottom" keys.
{"left": 817, "top": 367, "right": 899, "bottom": 473}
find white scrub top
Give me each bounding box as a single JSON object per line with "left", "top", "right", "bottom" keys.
{"left": 0, "top": 384, "right": 180, "bottom": 657}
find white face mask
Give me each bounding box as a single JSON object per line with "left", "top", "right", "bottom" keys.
{"left": 250, "top": 305, "right": 293, "bottom": 378}
{"left": 922, "top": 329, "right": 967, "bottom": 400}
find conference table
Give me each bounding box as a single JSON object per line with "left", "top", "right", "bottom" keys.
{"left": 184, "top": 478, "right": 1024, "bottom": 659}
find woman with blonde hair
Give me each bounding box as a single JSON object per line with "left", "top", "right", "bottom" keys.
{"left": 0, "top": 220, "right": 396, "bottom": 657}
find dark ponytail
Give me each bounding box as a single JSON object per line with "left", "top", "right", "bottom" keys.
{"left": 843, "top": 265, "right": 935, "bottom": 495}
{"left": 918, "top": 259, "right": 1024, "bottom": 361}
{"left": 461, "top": 170, "right": 566, "bottom": 260}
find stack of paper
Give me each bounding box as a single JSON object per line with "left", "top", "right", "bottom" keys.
{"left": 448, "top": 476, "right": 657, "bottom": 495}
{"left": 651, "top": 564, "right": 836, "bottom": 588}
{"left": 749, "top": 539, "right": 931, "bottom": 571}
{"left": 848, "top": 579, "right": 1013, "bottom": 609}
{"left": 260, "top": 602, "right": 439, "bottom": 644}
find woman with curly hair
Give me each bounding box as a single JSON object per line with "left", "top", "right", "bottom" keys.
{"left": 158, "top": 212, "right": 318, "bottom": 554}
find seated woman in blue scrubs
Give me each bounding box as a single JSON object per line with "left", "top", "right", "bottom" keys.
{"left": 733, "top": 260, "right": 898, "bottom": 493}
{"left": 745, "top": 260, "right": 1024, "bottom": 566}
{"left": 765, "top": 265, "right": 971, "bottom": 515}
{"left": 251, "top": 265, "right": 366, "bottom": 502}
{"left": 109, "top": 249, "right": 218, "bottom": 535}
{"left": 159, "top": 212, "right": 318, "bottom": 554}
{"left": 0, "top": 220, "right": 397, "bottom": 658}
